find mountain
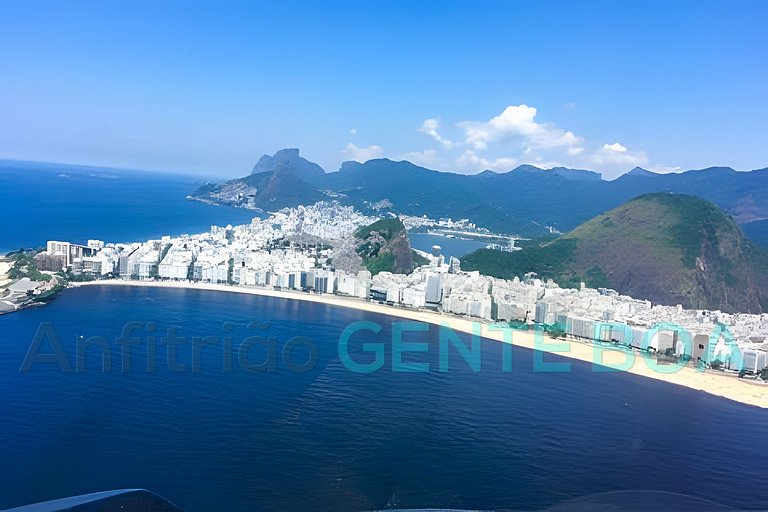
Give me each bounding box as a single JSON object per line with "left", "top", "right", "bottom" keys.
{"left": 325, "top": 159, "right": 517, "bottom": 233}
{"left": 189, "top": 149, "right": 768, "bottom": 241}
{"left": 547, "top": 166, "right": 602, "bottom": 181}
{"left": 251, "top": 147, "right": 325, "bottom": 185}
{"left": 742, "top": 219, "right": 768, "bottom": 248}
{"left": 624, "top": 167, "right": 658, "bottom": 177}
{"left": 461, "top": 193, "right": 768, "bottom": 313}
{"left": 354, "top": 217, "right": 423, "bottom": 275}
{"left": 192, "top": 149, "right": 325, "bottom": 210}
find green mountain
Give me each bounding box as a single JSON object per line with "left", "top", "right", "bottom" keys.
{"left": 462, "top": 193, "right": 768, "bottom": 313}
{"left": 189, "top": 149, "right": 768, "bottom": 244}
{"left": 192, "top": 149, "right": 325, "bottom": 210}
{"left": 354, "top": 217, "right": 424, "bottom": 275}
{"left": 742, "top": 219, "right": 768, "bottom": 248}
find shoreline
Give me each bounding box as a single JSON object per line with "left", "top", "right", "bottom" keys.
{"left": 70, "top": 279, "right": 768, "bottom": 409}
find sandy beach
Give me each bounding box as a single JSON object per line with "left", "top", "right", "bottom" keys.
{"left": 72, "top": 280, "right": 768, "bottom": 409}
{"left": 0, "top": 260, "right": 14, "bottom": 300}
{"left": 0, "top": 260, "right": 11, "bottom": 283}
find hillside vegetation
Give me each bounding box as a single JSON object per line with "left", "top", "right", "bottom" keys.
{"left": 191, "top": 149, "right": 768, "bottom": 240}
{"left": 462, "top": 193, "right": 768, "bottom": 313}
{"left": 354, "top": 217, "right": 419, "bottom": 275}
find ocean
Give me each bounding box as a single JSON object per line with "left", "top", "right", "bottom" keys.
{"left": 0, "top": 161, "right": 485, "bottom": 259}
{"left": 409, "top": 232, "right": 489, "bottom": 260}
{"left": 0, "top": 161, "right": 260, "bottom": 252}
{"left": 1, "top": 163, "right": 767, "bottom": 511}
{"left": 1, "top": 285, "right": 767, "bottom": 511}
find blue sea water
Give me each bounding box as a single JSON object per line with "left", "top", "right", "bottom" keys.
{"left": 0, "top": 161, "right": 487, "bottom": 260}
{"left": 1, "top": 162, "right": 767, "bottom": 511}
{"left": 1, "top": 285, "right": 767, "bottom": 511}
{"left": 409, "top": 232, "right": 488, "bottom": 260}
{"left": 0, "top": 161, "right": 260, "bottom": 252}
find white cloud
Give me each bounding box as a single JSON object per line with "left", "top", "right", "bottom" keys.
{"left": 350, "top": 128, "right": 357, "bottom": 135}
{"left": 342, "top": 143, "right": 384, "bottom": 162}
{"left": 403, "top": 104, "right": 655, "bottom": 176}
{"left": 522, "top": 157, "right": 566, "bottom": 170}
{"left": 419, "top": 118, "right": 454, "bottom": 149}
{"left": 590, "top": 142, "right": 648, "bottom": 167}
{"left": 459, "top": 104, "right": 583, "bottom": 151}
{"left": 651, "top": 163, "right": 682, "bottom": 173}
{"left": 456, "top": 150, "right": 517, "bottom": 172}
{"left": 604, "top": 142, "right": 627, "bottom": 153}
{"left": 398, "top": 149, "right": 442, "bottom": 168}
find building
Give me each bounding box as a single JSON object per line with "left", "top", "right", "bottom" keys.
{"left": 335, "top": 270, "right": 357, "bottom": 296}
{"left": 72, "top": 256, "right": 103, "bottom": 275}
{"left": 138, "top": 251, "right": 159, "bottom": 280}
{"left": 355, "top": 270, "right": 371, "bottom": 299}
{"left": 119, "top": 248, "right": 139, "bottom": 278}
{"left": 158, "top": 249, "right": 193, "bottom": 280}
{"left": 425, "top": 275, "right": 443, "bottom": 308}
{"left": 46, "top": 241, "right": 93, "bottom": 268}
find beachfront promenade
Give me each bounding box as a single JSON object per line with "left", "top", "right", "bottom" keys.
{"left": 72, "top": 280, "right": 768, "bottom": 409}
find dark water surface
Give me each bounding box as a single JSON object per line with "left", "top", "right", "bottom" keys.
{"left": 1, "top": 286, "right": 766, "bottom": 511}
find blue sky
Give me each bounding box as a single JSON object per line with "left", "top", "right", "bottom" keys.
{"left": 0, "top": 0, "right": 766, "bottom": 179}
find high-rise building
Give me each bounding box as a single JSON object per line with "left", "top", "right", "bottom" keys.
{"left": 46, "top": 241, "right": 92, "bottom": 267}
{"left": 425, "top": 275, "right": 443, "bottom": 307}
{"left": 355, "top": 270, "right": 371, "bottom": 299}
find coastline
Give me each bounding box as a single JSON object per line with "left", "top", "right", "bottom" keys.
{"left": 69, "top": 279, "right": 768, "bottom": 409}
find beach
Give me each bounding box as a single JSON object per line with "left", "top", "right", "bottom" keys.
{"left": 0, "top": 259, "right": 11, "bottom": 287}
{"left": 0, "top": 259, "right": 14, "bottom": 312}
{"left": 72, "top": 279, "right": 768, "bottom": 409}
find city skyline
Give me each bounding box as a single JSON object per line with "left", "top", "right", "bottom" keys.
{"left": 1, "top": 0, "right": 766, "bottom": 178}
